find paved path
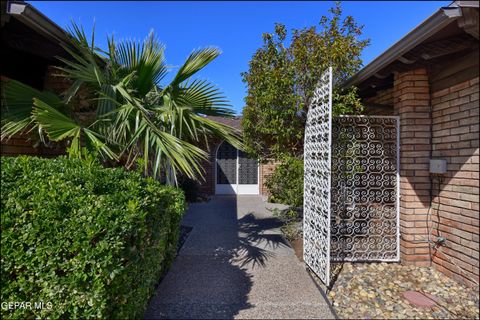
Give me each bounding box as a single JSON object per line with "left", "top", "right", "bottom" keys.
{"left": 145, "top": 196, "right": 335, "bottom": 319}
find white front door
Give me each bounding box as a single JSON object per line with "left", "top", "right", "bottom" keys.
{"left": 215, "top": 141, "right": 259, "bottom": 195}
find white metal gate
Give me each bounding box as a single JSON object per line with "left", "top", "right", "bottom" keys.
{"left": 303, "top": 67, "right": 333, "bottom": 285}
{"left": 303, "top": 68, "right": 400, "bottom": 286}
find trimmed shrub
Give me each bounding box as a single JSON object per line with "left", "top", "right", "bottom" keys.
{"left": 1, "top": 156, "right": 185, "bottom": 319}
{"left": 265, "top": 156, "right": 304, "bottom": 207}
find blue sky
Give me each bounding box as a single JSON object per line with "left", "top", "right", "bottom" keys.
{"left": 31, "top": 1, "right": 449, "bottom": 114}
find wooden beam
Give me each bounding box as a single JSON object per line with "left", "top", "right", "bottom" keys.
{"left": 410, "top": 33, "right": 476, "bottom": 60}
{"left": 429, "top": 50, "right": 479, "bottom": 82}
{"left": 458, "top": 7, "right": 479, "bottom": 39}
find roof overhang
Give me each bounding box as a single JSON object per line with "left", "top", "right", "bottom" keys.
{"left": 6, "top": 1, "right": 69, "bottom": 46}
{"left": 343, "top": 1, "right": 478, "bottom": 88}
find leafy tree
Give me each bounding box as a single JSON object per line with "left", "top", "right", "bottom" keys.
{"left": 1, "top": 24, "right": 241, "bottom": 185}
{"left": 241, "top": 2, "right": 369, "bottom": 159}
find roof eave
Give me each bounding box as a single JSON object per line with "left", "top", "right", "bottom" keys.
{"left": 342, "top": 6, "right": 463, "bottom": 88}
{"left": 7, "top": 1, "right": 69, "bottom": 45}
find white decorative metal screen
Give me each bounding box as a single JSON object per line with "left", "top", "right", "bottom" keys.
{"left": 303, "top": 67, "right": 332, "bottom": 285}
{"left": 303, "top": 68, "right": 400, "bottom": 286}
{"left": 330, "top": 116, "right": 400, "bottom": 262}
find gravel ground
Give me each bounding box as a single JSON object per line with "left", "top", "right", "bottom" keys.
{"left": 328, "top": 262, "right": 479, "bottom": 319}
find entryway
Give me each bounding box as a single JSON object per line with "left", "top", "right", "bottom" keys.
{"left": 215, "top": 141, "right": 259, "bottom": 195}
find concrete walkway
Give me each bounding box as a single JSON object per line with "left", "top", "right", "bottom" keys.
{"left": 145, "top": 196, "right": 335, "bottom": 319}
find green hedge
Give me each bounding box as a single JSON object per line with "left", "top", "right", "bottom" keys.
{"left": 265, "top": 156, "right": 304, "bottom": 207}
{"left": 1, "top": 156, "right": 185, "bottom": 319}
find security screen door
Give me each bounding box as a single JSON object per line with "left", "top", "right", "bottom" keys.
{"left": 216, "top": 142, "right": 259, "bottom": 195}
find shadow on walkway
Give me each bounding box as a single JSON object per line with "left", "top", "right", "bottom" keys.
{"left": 233, "top": 213, "right": 289, "bottom": 269}
{"left": 144, "top": 196, "right": 333, "bottom": 319}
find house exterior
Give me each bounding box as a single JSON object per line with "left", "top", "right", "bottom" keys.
{"left": 1, "top": 0, "right": 70, "bottom": 157}
{"left": 343, "top": 1, "right": 479, "bottom": 286}
{"left": 2, "top": 0, "right": 478, "bottom": 287}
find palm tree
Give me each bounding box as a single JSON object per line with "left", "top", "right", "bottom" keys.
{"left": 1, "top": 23, "right": 241, "bottom": 184}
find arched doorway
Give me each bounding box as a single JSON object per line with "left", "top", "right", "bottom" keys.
{"left": 215, "top": 141, "right": 259, "bottom": 195}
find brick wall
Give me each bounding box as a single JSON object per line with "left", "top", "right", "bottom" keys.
{"left": 1, "top": 134, "right": 65, "bottom": 157}
{"left": 364, "top": 87, "right": 394, "bottom": 105}
{"left": 259, "top": 160, "right": 277, "bottom": 196}
{"left": 1, "top": 134, "right": 41, "bottom": 156}
{"left": 198, "top": 139, "right": 219, "bottom": 196}
{"left": 43, "top": 66, "right": 92, "bottom": 112}
{"left": 393, "top": 67, "right": 480, "bottom": 287}
{"left": 393, "top": 68, "right": 432, "bottom": 267}
{"left": 430, "top": 77, "right": 479, "bottom": 286}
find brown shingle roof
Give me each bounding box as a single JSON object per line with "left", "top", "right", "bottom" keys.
{"left": 204, "top": 116, "right": 242, "bottom": 131}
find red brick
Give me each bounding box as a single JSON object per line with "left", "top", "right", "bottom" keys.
{"left": 450, "top": 80, "right": 471, "bottom": 92}
{"left": 432, "top": 87, "right": 450, "bottom": 98}
{"left": 459, "top": 85, "right": 479, "bottom": 97}
{"left": 441, "top": 92, "right": 460, "bottom": 103}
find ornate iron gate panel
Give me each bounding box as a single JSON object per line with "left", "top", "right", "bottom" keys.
{"left": 330, "top": 116, "right": 400, "bottom": 262}
{"left": 303, "top": 67, "right": 332, "bottom": 286}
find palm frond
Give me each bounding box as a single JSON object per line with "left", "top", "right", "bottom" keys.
{"left": 32, "top": 98, "right": 118, "bottom": 160}
{"left": 113, "top": 32, "right": 167, "bottom": 96}
{"left": 3, "top": 24, "right": 239, "bottom": 184}
{"left": 31, "top": 98, "right": 81, "bottom": 142}
{"left": 170, "top": 47, "right": 221, "bottom": 86}
{"left": 177, "top": 79, "right": 234, "bottom": 117}
{"left": 189, "top": 113, "right": 243, "bottom": 149}
{"left": 1, "top": 80, "right": 63, "bottom": 140}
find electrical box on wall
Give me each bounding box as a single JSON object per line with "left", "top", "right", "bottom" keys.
{"left": 430, "top": 159, "right": 447, "bottom": 174}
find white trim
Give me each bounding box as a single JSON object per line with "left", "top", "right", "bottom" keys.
{"left": 395, "top": 116, "right": 401, "bottom": 262}
{"left": 325, "top": 66, "right": 333, "bottom": 285}
{"left": 237, "top": 184, "right": 260, "bottom": 195}
{"left": 236, "top": 148, "right": 239, "bottom": 187}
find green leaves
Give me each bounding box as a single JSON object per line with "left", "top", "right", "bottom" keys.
{"left": 242, "top": 2, "right": 369, "bottom": 159}
{"left": 113, "top": 31, "right": 167, "bottom": 96}
{"left": 1, "top": 156, "right": 185, "bottom": 319}
{"left": 1, "top": 79, "right": 64, "bottom": 141}
{"left": 265, "top": 156, "right": 304, "bottom": 207}
{"left": 32, "top": 98, "right": 81, "bottom": 142}
{"left": 1, "top": 23, "right": 240, "bottom": 184}
{"left": 31, "top": 98, "right": 117, "bottom": 161}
